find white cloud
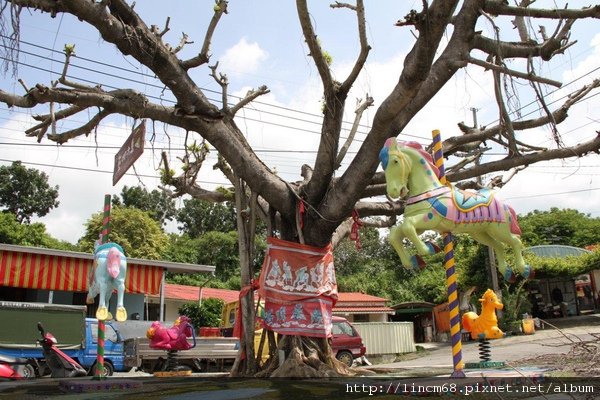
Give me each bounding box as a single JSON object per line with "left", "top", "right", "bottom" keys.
{"left": 219, "top": 37, "right": 268, "bottom": 76}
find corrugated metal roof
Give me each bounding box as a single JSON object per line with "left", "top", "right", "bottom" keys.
{"left": 527, "top": 245, "right": 592, "bottom": 258}
{"left": 332, "top": 306, "right": 394, "bottom": 315}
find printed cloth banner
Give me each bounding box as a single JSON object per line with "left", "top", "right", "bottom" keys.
{"left": 257, "top": 237, "right": 337, "bottom": 338}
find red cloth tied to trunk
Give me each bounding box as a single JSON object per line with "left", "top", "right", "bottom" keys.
{"left": 257, "top": 237, "right": 338, "bottom": 338}
{"left": 232, "top": 279, "right": 259, "bottom": 340}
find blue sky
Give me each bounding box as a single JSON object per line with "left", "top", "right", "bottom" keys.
{"left": 0, "top": 1, "right": 599, "bottom": 243}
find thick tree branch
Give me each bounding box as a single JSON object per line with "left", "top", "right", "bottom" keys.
{"left": 450, "top": 134, "right": 600, "bottom": 182}
{"left": 483, "top": 2, "right": 600, "bottom": 20}
{"left": 19, "top": 0, "right": 223, "bottom": 118}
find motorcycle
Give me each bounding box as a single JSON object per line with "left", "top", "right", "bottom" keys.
{"left": 37, "top": 322, "right": 87, "bottom": 378}
{"left": 0, "top": 353, "right": 36, "bottom": 380}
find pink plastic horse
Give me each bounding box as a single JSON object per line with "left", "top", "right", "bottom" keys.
{"left": 146, "top": 316, "right": 194, "bottom": 350}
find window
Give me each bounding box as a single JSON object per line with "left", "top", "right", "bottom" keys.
{"left": 90, "top": 323, "right": 119, "bottom": 343}
{"left": 332, "top": 321, "right": 354, "bottom": 336}
{"left": 353, "top": 314, "right": 369, "bottom": 322}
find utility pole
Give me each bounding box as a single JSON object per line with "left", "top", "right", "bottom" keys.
{"left": 470, "top": 107, "right": 500, "bottom": 294}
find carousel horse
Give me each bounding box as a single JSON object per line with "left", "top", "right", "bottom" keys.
{"left": 379, "top": 137, "right": 533, "bottom": 282}
{"left": 146, "top": 316, "right": 194, "bottom": 351}
{"left": 461, "top": 289, "right": 505, "bottom": 340}
{"left": 86, "top": 239, "right": 128, "bottom": 321}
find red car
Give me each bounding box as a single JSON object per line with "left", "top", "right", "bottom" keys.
{"left": 331, "top": 316, "right": 366, "bottom": 366}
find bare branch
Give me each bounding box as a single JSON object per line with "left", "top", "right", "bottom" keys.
{"left": 58, "top": 44, "right": 102, "bottom": 91}
{"left": 486, "top": 166, "right": 526, "bottom": 189}
{"left": 450, "top": 134, "right": 600, "bottom": 182}
{"left": 171, "top": 32, "right": 193, "bottom": 54}
{"left": 512, "top": 0, "right": 535, "bottom": 42}
{"left": 296, "top": 0, "right": 333, "bottom": 90}
{"left": 335, "top": 95, "right": 373, "bottom": 169}
{"left": 46, "top": 108, "right": 112, "bottom": 144}
{"left": 230, "top": 85, "right": 270, "bottom": 116}
{"left": 444, "top": 79, "right": 600, "bottom": 156}
{"left": 161, "top": 150, "right": 233, "bottom": 202}
{"left": 150, "top": 16, "right": 170, "bottom": 37}
{"left": 26, "top": 104, "right": 85, "bottom": 141}
{"left": 181, "top": 0, "right": 229, "bottom": 69}
{"left": 209, "top": 62, "right": 229, "bottom": 110}
{"left": 468, "top": 57, "right": 562, "bottom": 87}
{"left": 336, "top": 0, "right": 371, "bottom": 94}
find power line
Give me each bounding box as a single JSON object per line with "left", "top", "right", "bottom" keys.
{"left": 504, "top": 187, "right": 600, "bottom": 200}
{"left": 1, "top": 34, "right": 598, "bottom": 162}
{"left": 0, "top": 157, "right": 229, "bottom": 186}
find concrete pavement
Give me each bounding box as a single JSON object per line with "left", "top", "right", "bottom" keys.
{"left": 362, "top": 314, "right": 600, "bottom": 376}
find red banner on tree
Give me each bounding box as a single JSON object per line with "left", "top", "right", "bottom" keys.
{"left": 257, "top": 237, "right": 337, "bottom": 338}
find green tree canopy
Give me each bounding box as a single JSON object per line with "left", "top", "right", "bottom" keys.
{"left": 518, "top": 208, "right": 600, "bottom": 248}
{"left": 178, "top": 298, "right": 224, "bottom": 329}
{"left": 78, "top": 206, "right": 168, "bottom": 259}
{"left": 112, "top": 185, "right": 176, "bottom": 227}
{"left": 0, "top": 212, "right": 76, "bottom": 250}
{"left": 177, "top": 198, "right": 236, "bottom": 238}
{"left": 0, "top": 161, "right": 59, "bottom": 224}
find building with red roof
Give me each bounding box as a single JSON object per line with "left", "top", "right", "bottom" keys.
{"left": 334, "top": 291, "right": 394, "bottom": 322}
{"left": 150, "top": 283, "right": 393, "bottom": 322}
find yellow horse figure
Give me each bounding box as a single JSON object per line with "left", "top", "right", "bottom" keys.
{"left": 379, "top": 138, "right": 533, "bottom": 282}
{"left": 462, "top": 289, "right": 505, "bottom": 340}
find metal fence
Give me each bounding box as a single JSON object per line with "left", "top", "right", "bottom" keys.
{"left": 352, "top": 322, "right": 415, "bottom": 355}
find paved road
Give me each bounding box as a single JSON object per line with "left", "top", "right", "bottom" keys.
{"left": 366, "top": 315, "right": 600, "bottom": 376}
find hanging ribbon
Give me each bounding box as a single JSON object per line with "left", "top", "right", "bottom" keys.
{"left": 349, "top": 209, "right": 363, "bottom": 250}
{"left": 298, "top": 200, "right": 306, "bottom": 229}
{"left": 233, "top": 278, "right": 260, "bottom": 341}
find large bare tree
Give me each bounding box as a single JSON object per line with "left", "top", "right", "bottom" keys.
{"left": 1, "top": 0, "right": 599, "bottom": 377}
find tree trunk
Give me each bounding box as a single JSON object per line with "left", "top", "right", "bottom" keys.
{"left": 230, "top": 179, "right": 257, "bottom": 376}
{"left": 259, "top": 216, "right": 352, "bottom": 378}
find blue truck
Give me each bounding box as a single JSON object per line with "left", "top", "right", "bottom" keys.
{"left": 0, "top": 301, "right": 129, "bottom": 377}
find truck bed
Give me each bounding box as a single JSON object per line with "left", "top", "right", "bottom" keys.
{"left": 124, "top": 336, "right": 239, "bottom": 372}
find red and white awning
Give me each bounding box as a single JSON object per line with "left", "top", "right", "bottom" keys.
{"left": 0, "top": 248, "right": 162, "bottom": 295}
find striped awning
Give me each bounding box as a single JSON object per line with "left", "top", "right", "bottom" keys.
{"left": 0, "top": 249, "right": 162, "bottom": 295}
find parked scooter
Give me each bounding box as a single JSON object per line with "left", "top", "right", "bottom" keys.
{"left": 0, "top": 354, "right": 36, "bottom": 379}
{"left": 37, "top": 322, "right": 87, "bottom": 378}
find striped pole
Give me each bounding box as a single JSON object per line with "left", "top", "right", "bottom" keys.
{"left": 431, "top": 130, "right": 465, "bottom": 378}
{"left": 94, "top": 194, "right": 111, "bottom": 379}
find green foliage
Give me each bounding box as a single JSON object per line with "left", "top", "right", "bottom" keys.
{"left": 518, "top": 208, "right": 600, "bottom": 248}
{"left": 161, "top": 233, "right": 202, "bottom": 264}
{"left": 0, "top": 212, "right": 76, "bottom": 250}
{"left": 160, "top": 168, "right": 175, "bottom": 185}
{"left": 112, "top": 186, "right": 176, "bottom": 227}
{"left": 316, "top": 38, "right": 333, "bottom": 66}
{"left": 0, "top": 161, "right": 59, "bottom": 224}
{"left": 335, "top": 228, "right": 448, "bottom": 305}
{"left": 178, "top": 298, "right": 224, "bottom": 328}
{"left": 177, "top": 198, "right": 236, "bottom": 238}
{"left": 499, "top": 281, "right": 531, "bottom": 332}
{"left": 524, "top": 249, "right": 600, "bottom": 278}
{"left": 196, "top": 231, "right": 240, "bottom": 281}
{"left": 78, "top": 206, "right": 168, "bottom": 259}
